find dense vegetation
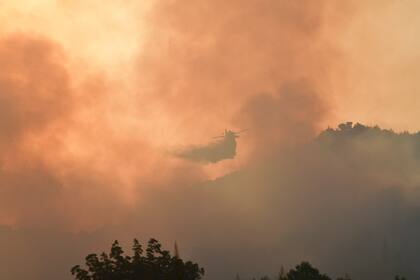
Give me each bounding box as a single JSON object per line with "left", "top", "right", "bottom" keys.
{"left": 71, "top": 238, "right": 407, "bottom": 280}
{"left": 238, "top": 261, "right": 406, "bottom": 280}
{"left": 71, "top": 239, "right": 204, "bottom": 280}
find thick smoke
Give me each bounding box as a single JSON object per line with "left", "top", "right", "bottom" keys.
{"left": 135, "top": 123, "right": 420, "bottom": 280}
{"left": 4, "top": 123, "right": 420, "bottom": 280}
{"left": 0, "top": 1, "right": 419, "bottom": 280}
{"left": 136, "top": 0, "right": 334, "bottom": 151}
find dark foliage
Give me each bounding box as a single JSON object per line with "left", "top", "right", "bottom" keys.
{"left": 244, "top": 261, "right": 407, "bottom": 280}
{"left": 280, "top": 262, "right": 332, "bottom": 280}
{"left": 71, "top": 238, "right": 204, "bottom": 280}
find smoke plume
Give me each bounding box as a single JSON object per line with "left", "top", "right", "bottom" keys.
{"left": 0, "top": 1, "right": 419, "bottom": 280}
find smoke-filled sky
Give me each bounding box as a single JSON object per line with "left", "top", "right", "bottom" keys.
{"left": 1, "top": 1, "right": 420, "bottom": 279}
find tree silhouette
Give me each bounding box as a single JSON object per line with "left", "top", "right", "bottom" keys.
{"left": 285, "top": 262, "right": 331, "bottom": 280}
{"left": 336, "top": 274, "right": 352, "bottom": 280}
{"left": 71, "top": 238, "right": 204, "bottom": 280}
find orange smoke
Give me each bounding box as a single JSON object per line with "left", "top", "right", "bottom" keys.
{"left": 0, "top": 0, "right": 417, "bottom": 232}
{"left": 0, "top": 0, "right": 344, "bottom": 230}
{"left": 1, "top": 1, "right": 420, "bottom": 280}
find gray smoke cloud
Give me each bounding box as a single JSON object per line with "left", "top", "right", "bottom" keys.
{"left": 138, "top": 123, "right": 420, "bottom": 280}
{"left": 4, "top": 123, "right": 420, "bottom": 280}
{"left": 1, "top": 1, "right": 419, "bottom": 280}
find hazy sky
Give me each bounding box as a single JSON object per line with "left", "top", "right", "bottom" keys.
{"left": 1, "top": 1, "right": 420, "bottom": 279}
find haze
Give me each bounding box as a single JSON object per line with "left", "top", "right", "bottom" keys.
{"left": 1, "top": 1, "right": 420, "bottom": 279}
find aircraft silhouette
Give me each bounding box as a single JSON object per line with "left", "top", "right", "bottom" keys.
{"left": 178, "top": 129, "right": 247, "bottom": 163}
